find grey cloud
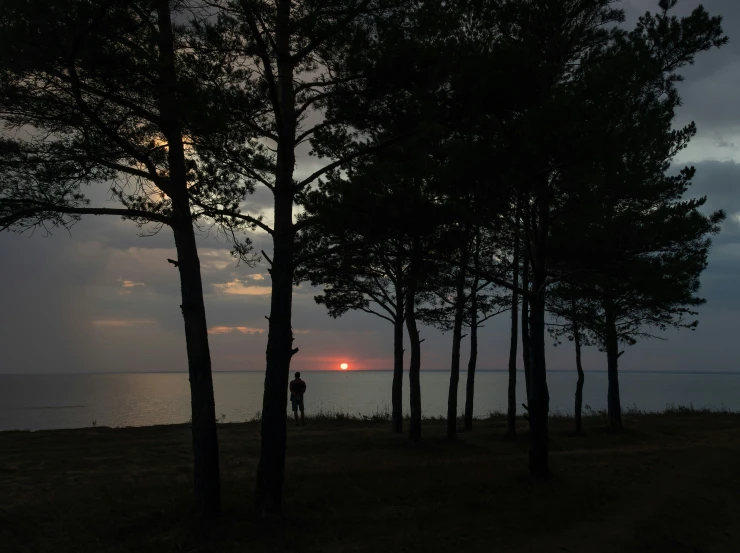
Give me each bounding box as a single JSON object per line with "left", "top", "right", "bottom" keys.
{"left": 619, "top": 1, "right": 740, "bottom": 137}
{"left": 678, "top": 160, "right": 740, "bottom": 250}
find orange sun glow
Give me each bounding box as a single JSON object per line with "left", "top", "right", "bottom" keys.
{"left": 340, "top": 363, "right": 349, "bottom": 370}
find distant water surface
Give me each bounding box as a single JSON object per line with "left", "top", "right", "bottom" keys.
{"left": 0, "top": 370, "right": 738, "bottom": 431}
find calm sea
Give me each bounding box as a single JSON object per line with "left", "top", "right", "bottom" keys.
{"left": 0, "top": 370, "right": 738, "bottom": 431}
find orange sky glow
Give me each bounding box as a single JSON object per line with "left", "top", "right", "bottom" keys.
{"left": 288, "top": 356, "right": 370, "bottom": 370}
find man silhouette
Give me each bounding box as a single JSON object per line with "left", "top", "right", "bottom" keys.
{"left": 289, "top": 372, "right": 307, "bottom": 426}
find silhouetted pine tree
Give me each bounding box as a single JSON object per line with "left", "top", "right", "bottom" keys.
{"left": 0, "top": 0, "right": 262, "bottom": 517}
{"left": 476, "top": 0, "right": 725, "bottom": 476}
{"left": 295, "top": 226, "right": 411, "bottom": 434}
{"left": 546, "top": 1, "right": 727, "bottom": 432}
{"left": 186, "top": 0, "right": 418, "bottom": 516}
{"left": 417, "top": 228, "right": 508, "bottom": 440}
{"left": 547, "top": 286, "right": 593, "bottom": 435}
{"left": 300, "top": 137, "right": 451, "bottom": 443}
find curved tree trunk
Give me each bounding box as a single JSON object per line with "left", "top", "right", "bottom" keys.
{"left": 406, "top": 302, "right": 422, "bottom": 442}
{"left": 406, "top": 242, "right": 422, "bottom": 443}
{"left": 572, "top": 298, "right": 584, "bottom": 435}
{"left": 446, "top": 266, "right": 467, "bottom": 441}
{"left": 464, "top": 276, "right": 479, "bottom": 431}
{"left": 506, "top": 235, "right": 520, "bottom": 438}
{"left": 391, "top": 298, "right": 404, "bottom": 433}
{"left": 156, "top": 0, "right": 220, "bottom": 517}
{"left": 604, "top": 300, "right": 623, "bottom": 432}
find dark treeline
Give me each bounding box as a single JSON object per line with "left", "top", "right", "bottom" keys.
{"left": 0, "top": 0, "right": 727, "bottom": 519}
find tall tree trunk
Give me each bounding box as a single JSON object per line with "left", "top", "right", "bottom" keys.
{"left": 604, "top": 299, "right": 623, "bottom": 432}
{"left": 255, "top": 0, "right": 297, "bottom": 517}
{"left": 528, "top": 275, "right": 549, "bottom": 479}
{"left": 255, "top": 191, "right": 294, "bottom": 516}
{"left": 171, "top": 216, "right": 221, "bottom": 518}
{"left": 506, "top": 235, "right": 520, "bottom": 438}
{"left": 521, "top": 245, "right": 532, "bottom": 406}
{"left": 446, "top": 265, "right": 467, "bottom": 441}
{"left": 527, "top": 190, "right": 550, "bottom": 480}
{"left": 572, "top": 297, "right": 584, "bottom": 435}
{"left": 155, "top": 0, "right": 220, "bottom": 517}
{"left": 464, "top": 275, "right": 479, "bottom": 431}
{"left": 406, "top": 242, "right": 422, "bottom": 443}
{"left": 392, "top": 291, "right": 404, "bottom": 433}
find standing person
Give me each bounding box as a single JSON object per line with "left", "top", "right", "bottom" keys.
{"left": 289, "top": 372, "right": 307, "bottom": 426}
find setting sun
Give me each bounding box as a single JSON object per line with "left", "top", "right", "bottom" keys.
{"left": 340, "top": 363, "right": 349, "bottom": 370}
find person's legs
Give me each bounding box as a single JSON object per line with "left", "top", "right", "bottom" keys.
{"left": 299, "top": 399, "right": 305, "bottom": 426}
{"left": 292, "top": 400, "right": 299, "bottom": 425}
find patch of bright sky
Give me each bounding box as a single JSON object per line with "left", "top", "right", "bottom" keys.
{"left": 673, "top": 129, "right": 740, "bottom": 165}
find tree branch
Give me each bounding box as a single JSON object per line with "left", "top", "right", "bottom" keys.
{"left": 295, "top": 135, "right": 409, "bottom": 190}
{"left": 294, "top": 233, "right": 388, "bottom": 266}
{"left": 65, "top": 51, "right": 168, "bottom": 193}
{"left": 293, "top": 76, "right": 363, "bottom": 95}
{"left": 294, "top": 118, "right": 335, "bottom": 145}
{"left": 358, "top": 306, "right": 395, "bottom": 324}
{"left": 1, "top": 201, "right": 171, "bottom": 230}
{"left": 239, "top": 0, "right": 282, "bottom": 135}
{"left": 291, "top": 0, "right": 373, "bottom": 65}
{"left": 192, "top": 200, "right": 274, "bottom": 235}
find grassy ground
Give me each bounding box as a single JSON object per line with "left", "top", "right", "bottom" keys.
{"left": 2, "top": 410, "right": 740, "bottom": 553}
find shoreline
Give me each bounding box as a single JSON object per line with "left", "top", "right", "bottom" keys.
{"left": 2, "top": 403, "right": 737, "bottom": 435}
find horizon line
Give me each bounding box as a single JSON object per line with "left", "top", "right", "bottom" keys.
{"left": 2, "top": 369, "right": 740, "bottom": 376}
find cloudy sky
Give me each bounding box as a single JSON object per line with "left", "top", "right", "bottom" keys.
{"left": 1, "top": 0, "right": 739, "bottom": 375}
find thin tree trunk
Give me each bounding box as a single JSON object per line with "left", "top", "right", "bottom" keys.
{"left": 155, "top": 0, "right": 220, "bottom": 517}
{"left": 528, "top": 275, "right": 549, "bottom": 479}
{"left": 572, "top": 297, "right": 584, "bottom": 435}
{"left": 604, "top": 300, "right": 623, "bottom": 432}
{"left": 446, "top": 265, "right": 467, "bottom": 441}
{"left": 255, "top": 0, "right": 297, "bottom": 517}
{"left": 506, "top": 235, "right": 520, "bottom": 438}
{"left": 464, "top": 275, "right": 479, "bottom": 431}
{"left": 521, "top": 245, "right": 532, "bottom": 406}
{"left": 406, "top": 242, "right": 422, "bottom": 443}
{"left": 392, "top": 294, "right": 404, "bottom": 433}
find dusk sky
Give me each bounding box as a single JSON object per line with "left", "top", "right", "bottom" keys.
{"left": 1, "top": 0, "right": 740, "bottom": 375}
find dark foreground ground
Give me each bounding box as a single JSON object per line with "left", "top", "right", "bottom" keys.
{"left": 2, "top": 411, "right": 740, "bottom": 553}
